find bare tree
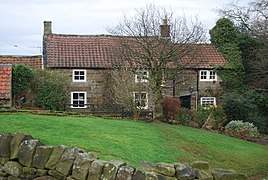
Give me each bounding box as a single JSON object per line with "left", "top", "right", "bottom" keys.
{"left": 108, "top": 5, "right": 206, "bottom": 120}
{"left": 108, "top": 65, "right": 151, "bottom": 120}
{"left": 217, "top": 0, "right": 267, "bottom": 37}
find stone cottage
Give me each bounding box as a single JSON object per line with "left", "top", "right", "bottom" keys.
{"left": 42, "top": 21, "right": 226, "bottom": 113}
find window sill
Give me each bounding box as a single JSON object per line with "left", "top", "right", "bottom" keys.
{"left": 71, "top": 106, "right": 88, "bottom": 109}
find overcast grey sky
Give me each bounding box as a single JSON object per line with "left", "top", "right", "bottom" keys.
{"left": 0, "top": 0, "right": 251, "bottom": 55}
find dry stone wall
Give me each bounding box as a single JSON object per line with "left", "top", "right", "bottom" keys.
{"left": 0, "top": 132, "right": 247, "bottom": 180}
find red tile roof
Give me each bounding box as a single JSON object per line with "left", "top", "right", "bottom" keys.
{"left": 180, "top": 44, "right": 226, "bottom": 69}
{"left": 45, "top": 34, "right": 226, "bottom": 69}
{"left": 0, "top": 55, "right": 42, "bottom": 68}
{"left": 0, "top": 65, "right": 12, "bottom": 99}
{"left": 46, "top": 35, "right": 120, "bottom": 68}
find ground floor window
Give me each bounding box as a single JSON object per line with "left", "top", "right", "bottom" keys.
{"left": 133, "top": 92, "right": 148, "bottom": 109}
{"left": 200, "top": 97, "right": 216, "bottom": 107}
{"left": 71, "top": 92, "right": 87, "bottom": 108}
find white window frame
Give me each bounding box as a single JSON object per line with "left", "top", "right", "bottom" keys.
{"left": 73, "top": 69, "right": 87, "bottom": 82}
{"left": 133, "top": 92, "right": 148, "bottom": 109}
{"left": 200, "top": 97, "right": 216, "bottom": 107}
{"left": 135, "top": 70, "right": 149, "bottom": 83}
{"left": 199, "top": 70, "right": 217, "bottom": 81}
{"left": 71, "top": 92, "right": 87, "bottom": 108}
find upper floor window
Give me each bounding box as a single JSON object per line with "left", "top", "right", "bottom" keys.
{"left": 200, "top": 70, "right": 217, "bottom": 81}
{"left": 133, "top": 92, "right": 148, "bottom": 109}
{"left": 73, "top": 69, "right": 86, "bottom": 82}
{"left": 135, "top": 70, "right": 149, "bottom": 83}
{"left": 200, "top": 97, "right": 216, "bottom": 107}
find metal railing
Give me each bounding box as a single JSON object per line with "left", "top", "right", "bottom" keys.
{"left": 64, "top": 103, "right": 153, "bottom": 120}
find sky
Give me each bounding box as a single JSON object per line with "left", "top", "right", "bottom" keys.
{"left": 0, "top": 0, "right": 251, "bottom": 56}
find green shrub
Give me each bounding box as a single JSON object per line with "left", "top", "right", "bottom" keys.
{"left": 222, "top": 90, "right": 268, "bottom": 134}
{"left": 12, "top": 65, "right": 34, "bottom": 106}
{"left": 211, "top": 106, "right": 228, "bottom": 129}
{"left": 247, "top": 116, "right": 268, "bottom": 135}
{"left": 32, "top": 69, "right": 68, "bottom": 111}
{"left": 176, "top": 108, "right": 192, "bottom": 125}
{"left": 222, "top": 92, "right": 256, "bottom": 120}
{"left": 192, "top": 106, "right": 212, "bottom": 127}
{"left": 225, "top": 120, "right": 260, "bottom": 138}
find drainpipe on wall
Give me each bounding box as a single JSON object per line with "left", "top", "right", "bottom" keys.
{"left": 196, "top": 69, "right": 199, "bottom": 111}
{"left": 41, "top": 56, "right": 44, "bottom": 70}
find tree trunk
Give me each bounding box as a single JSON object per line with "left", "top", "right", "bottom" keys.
{"left": 132, "top": 109, "right": 141, "bottom": 121}
{"left": 154, "top": 90, "right": 163, "bottom": 121}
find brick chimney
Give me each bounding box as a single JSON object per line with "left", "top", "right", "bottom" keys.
{"left": 160, "top": 18, "right": 170, "bottom": 38}
{"left": 43, "top": 21, "right": 52, "bottom": 35}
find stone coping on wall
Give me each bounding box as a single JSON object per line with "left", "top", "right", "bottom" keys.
{"left": 0, "top": 132, "right": 248, "bottom": 180}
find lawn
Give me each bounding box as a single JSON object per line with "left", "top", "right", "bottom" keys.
{"left": 0, "top": 113, "right": 267, "bottom": 178}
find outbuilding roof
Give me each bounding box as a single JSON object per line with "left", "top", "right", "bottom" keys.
{"left": 0, "top": 64, "right": 12, "bottom": 100}
{"left": 0, "top": 55, "right": 42, "bottom": 68}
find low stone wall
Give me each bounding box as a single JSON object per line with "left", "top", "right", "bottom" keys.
{"left": 0, "top": 132, "right": 247, "bottom": 180}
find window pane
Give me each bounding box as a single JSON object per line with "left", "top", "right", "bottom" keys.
{"left": 200, "top": 71, "right": 207, "bottom": 79}
{"left": 73, "top": 93, "right": 78, "bottom": 99}
{"left": 78, "top": 100, "right": 85, "bottom": 105}
{"left": 79, "top": 93, "right": 85, "bottom": 99}
{"left": 209, "top": 71, "right": 216, "bottom": 80}
{"left": 73, "top": 100, "right": 78, "bottom": 107}
{"left": 141, "top": 93, "right": 146, "bottom": 99}
{"left": 80, "top": 71, "right": 84, "bottom": 75}
{"left": 140, "top": 100, "right": 146, "bottom": 107}
{"left": 74, "top": 71, "right": 79, "bottom": 75}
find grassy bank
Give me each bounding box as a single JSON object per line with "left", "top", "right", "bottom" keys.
{"left": 0, "top": 113, "right": 267, "bottom": 177}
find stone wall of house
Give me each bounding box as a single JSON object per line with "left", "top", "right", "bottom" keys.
{"left": 175, "top": 70, "right": 223, "bottom": 98}
{"left": 0, "top": 132, "right": 247, "bottom": 180}
{"left": 52, "top": 68, "right": 109, "bottom": 112}
{"left": 163, "top": 69, "right": 224, "bottom": 109}
{"left": 56, "top": 68, "right": 155, "bottom": 113}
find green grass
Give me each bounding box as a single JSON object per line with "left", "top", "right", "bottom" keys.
{"left": 0, "top": 113, "right": 267, "bottom": 178}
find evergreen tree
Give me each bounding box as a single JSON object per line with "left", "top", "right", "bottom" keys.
{"left": 210, "top": 18, "right": 245, "bottom": 91}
